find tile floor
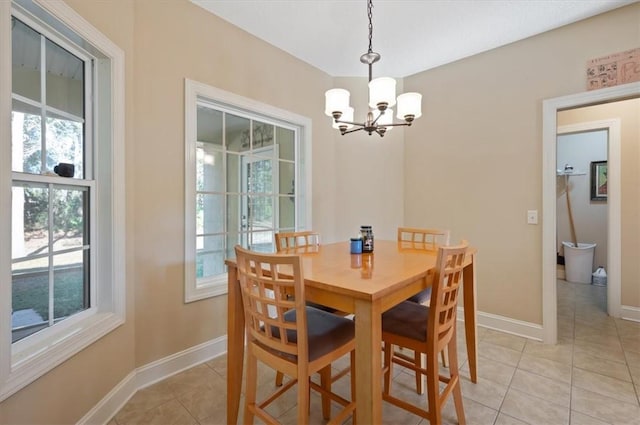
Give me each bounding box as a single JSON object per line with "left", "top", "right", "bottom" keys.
{"left": 110, "top": 280, "right": 640, "bottom": 424}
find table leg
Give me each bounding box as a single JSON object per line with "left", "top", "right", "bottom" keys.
{"left": 463, "top": 252, "right": 478, "bottom": 383}
{"left": 227, "top": 265, "right": 244, "bottom": 425}
{"left": 354, "top": 299, "right": 382, "bottom": 425}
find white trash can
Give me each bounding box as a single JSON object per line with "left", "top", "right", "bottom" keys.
{"left": 562, "top": 242, "right": 596, "bottom": 284}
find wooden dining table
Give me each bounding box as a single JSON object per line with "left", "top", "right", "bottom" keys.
{"left": 225, "top": 240, "right": 478, "bottom": 425}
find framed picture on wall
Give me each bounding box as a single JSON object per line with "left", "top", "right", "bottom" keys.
{"left": 590, "top": 160, "right": 607, "bottom": 201}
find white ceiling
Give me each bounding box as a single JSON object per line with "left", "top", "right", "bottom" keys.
{"left": 192, "top": 0, "right": 637, "bottom": 78}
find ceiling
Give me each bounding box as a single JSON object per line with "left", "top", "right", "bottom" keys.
{"left": 192, "top": 0, "right": 637, "bottom": 78}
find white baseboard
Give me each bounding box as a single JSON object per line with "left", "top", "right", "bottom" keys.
{"left": 76, "top": 370, "right": 137, "bottom": 425}
{"left": 77, "top": 335, "right": 227, "bottom": 425}
{"left": 467, "top": 309, "right": 544, "bottom": 341}
{"left": 621, "top": 305, "right": 640, "bottom": 322}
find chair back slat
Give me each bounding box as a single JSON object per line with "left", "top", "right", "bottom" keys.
{"left": 275, "top": 231, "right": 321, "bottom": 252}
{"left": 235, "top": 245, "right": 308, "bottom": 358}
{"left": 397, "top": 227, "right": 450, "bottom": 250}
{"left": 428, "top": 242, "right": 468, "bottom": 351}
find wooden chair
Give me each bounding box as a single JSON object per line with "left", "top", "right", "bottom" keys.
{"left": 396, "top": 227, "right": 451, "bottom": 393}
{"left": 396, "top": 227, "right": 450, "bottom": 305}
{"left": 381, "top": 242, "right": 468, "bottom": 424}
{"left": 273, "top": 230, "right": 347, "bottom": 387}
{"left": 275, "top": 230, "right": 320, "bottom": 252}
{"left": 274, "top": 231, "right": 339, "bottom": 314}
{"left": 235, "top": 245, "right": 356, "bottom": 425}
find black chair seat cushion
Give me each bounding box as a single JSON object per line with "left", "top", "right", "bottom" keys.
{"left": 306, "top": 301, "right": 339, "bottom": 313}
{"left": 268, "top": 306, "right": 354, "bottom": 362}
{"left": 382, "top": 300, "right": 429, "bottom": 342}
{"left": 406, "top": 287, "right": 432, "bottom": 304}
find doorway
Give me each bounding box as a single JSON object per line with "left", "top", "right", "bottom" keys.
{"left": 541, "top": 82, "right": 640, "bottom": 344}
{"left": 556, "top": 126, "right": 610, "bottom": 309}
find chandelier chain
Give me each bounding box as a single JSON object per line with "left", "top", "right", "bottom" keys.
{"left": 367, "top": 0, "right": 373, "bottom": 54}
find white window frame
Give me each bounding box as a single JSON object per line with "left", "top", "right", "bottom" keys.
{"left": 184, "top": 79, "right": 312, "bottom": 302}
{"left": 0, "top": 0, "right": 125, "bottom": 401}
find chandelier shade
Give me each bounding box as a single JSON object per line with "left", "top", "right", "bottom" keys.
{"left": 396, "top": 92, "right": 422, "bottom": 121}
{"left": 368, "top": 77, "right": 396, "bottom": 110}
{"left": 324, "top": 0, "right": 422, "bottom": 137}
{"left": 324, "top": 88, "right": 350, "bottom": 117}
{"left": 333, "top": 107, "right": 354, "bottom": 130}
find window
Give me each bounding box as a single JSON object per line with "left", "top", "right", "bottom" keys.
{"left": 0, "top": 0, "right": 125, "bottom": 400}
{"left": 10, "top": 14, "right": 92, "bottom": 343}
{"left": 184, "top": 80, "right": 311, "bottom": 302}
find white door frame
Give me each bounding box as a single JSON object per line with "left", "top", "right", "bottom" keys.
{"left": 542, "top": 82, "right": 640, "bottom": 344}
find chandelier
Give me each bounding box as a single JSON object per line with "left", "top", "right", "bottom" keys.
{"left": 324, "top": 0, "right": 422, "bottom": 137}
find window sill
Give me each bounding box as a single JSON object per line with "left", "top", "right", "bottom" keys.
{"left": 1, "top": 310, "right": 124, "bottom": 402}
{"left": 185, "top": 274, "right": 228, "bottom": 303}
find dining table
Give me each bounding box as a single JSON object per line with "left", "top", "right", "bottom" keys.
{"left": 225, "top": 240, "right": 478, "bottom": 425}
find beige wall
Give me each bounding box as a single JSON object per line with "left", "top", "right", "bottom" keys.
{"left": 403, "top": 3, "right": 640, "bottom": 324}
{"left": 130, "top": 0, "right": 337, "bottom": 367}
{"left": 330, "top": 77, "right": 405, "bottom": 242}
{"left": 558, "top": 98, "right": 640, "bottom": 307}
{"left": 2, "top": 1, "right": 639, "bottom": 423}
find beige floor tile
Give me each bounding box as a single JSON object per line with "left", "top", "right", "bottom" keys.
{"left": 523, "top": 339, "right": 573, "bottom": 364}
{"left": 616, "top": 319, "right": 640, "bottom": 339}
{"left": 378, "top": 401, "right": 423, "bottom": 425}
{"left": 276, "top": 391, "right": 351, "bottom": 425}
{"left": 625, "top": 350, "right": 640, "bottom": 371}
{"left": 569, "top": 410, "right": 612, "bottom": 425}
{"left": 458, "top": 375, "right": 507, "bottom": 410}
{"left": 165, "top": 363, "right": 224, "bottom": 397}
{"left": 509, "top": 368, "right": 571, "bottom": 407}
{"left": 517, "top": 353, "right": 572, "bottom": 384}
{"left": 494, "top": 413, "right": 528, "bottom": 425}
{"left": 118, "top": 399, "right": 197, "bottom": 425}
{"left": 178, "top": 386, "right": 226, "bottom": 421}
{"left": 572, "top": 367, "right": 637, "bottom": 404}
{"left": 621, "top": 335, "right": 640, "bottom": 354}
{"left": 478, "top": 341, "right": 522, "bottom": 367}
{"left": 574, "top": 332, "right": 624, "bottom": 350}
{"left": 573, "top": 349, "right": 632, "bottom": 382}
{"left": 571, "top": 386, "right": 640, "bottom": 425}
{"left": 440, "top": 396, "right": 498, "bottom": 425}
{"left": 559, "top": 326, "right": 575, "bottom": 341}
{"left": 461, "top": 356, "right": 515, "bottom": 387}
{"left": 114, "top": 380, "right": 174, "bottom": 424}
{"left": 500, "top": 387, "right": 569, "bottom": 425}
{"left": 205, "top": 353, "right": 228, "bottom": 378}
{"left": 481, "top": 329, "right": 527, "bottom": 352}
{"left": 573, "top": 340, "right": 626, "bottom": 364}
{"left": 253, "top": 379, "right": 300, "bottom": 419}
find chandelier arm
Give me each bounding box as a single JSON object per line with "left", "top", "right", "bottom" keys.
{"left": 341, "top": 127, "right": 366, "bottom": 135}
{"left": 380, "top": 122, "right": 412, "bottom": 127}
{"left": 370, "top": 111, "right": 384, "bottom": 126}
{"left": 334, "top": 118, "right": 365, "bottom": 126}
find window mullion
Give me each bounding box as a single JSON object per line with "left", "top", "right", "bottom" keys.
{"left": 47, "top": 183, "right": 53, "bottom": 326}
{"left": 39, "top": 34, "right": 46, "bottom": 174}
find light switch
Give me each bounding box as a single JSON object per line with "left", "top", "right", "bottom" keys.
{"left": 527, "top": 210, "right": 538, "bottom": 225}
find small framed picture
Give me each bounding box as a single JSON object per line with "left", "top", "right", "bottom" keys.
{"left": 590, "top": 160, "right": 607, "bottom": 201}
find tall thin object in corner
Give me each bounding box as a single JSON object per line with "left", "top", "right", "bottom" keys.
{"left": 564, "top": 174, "right": 578, "bottom": 247}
